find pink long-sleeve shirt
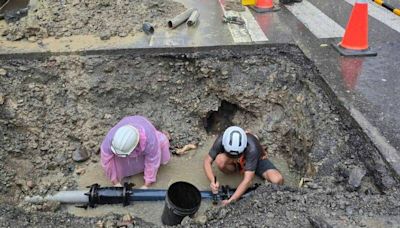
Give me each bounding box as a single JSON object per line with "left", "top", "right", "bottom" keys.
{"left": 100, "top": 116, "right": 170, "bottom": 185}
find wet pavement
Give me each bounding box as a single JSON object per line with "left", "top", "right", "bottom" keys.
{"left": 266, "top": 0, "right": 400, "bottom": 175}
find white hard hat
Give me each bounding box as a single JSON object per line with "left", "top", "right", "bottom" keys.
{"left": 222, "top": 126, "right": 247, "bottom": 156}
{"left": 111, "top": 125, "right": 139, "bottom": 157}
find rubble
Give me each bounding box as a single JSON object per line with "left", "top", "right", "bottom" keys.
{"left": 2, "top": 0, "right": 185, "bottom": 41}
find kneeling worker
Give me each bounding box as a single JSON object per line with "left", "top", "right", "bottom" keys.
{"left": 203, "top": 126, "right": 284, "bottom": 206}
{"left": 100, "top": 116, "right": 170, "bottom": 188}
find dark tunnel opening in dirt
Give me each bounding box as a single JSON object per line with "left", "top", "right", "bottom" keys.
{"left": 0, "top": 45, "right": 398, "bottom": 227}
{"left": 203, "top": 100, "right": 239, "bottom": 134}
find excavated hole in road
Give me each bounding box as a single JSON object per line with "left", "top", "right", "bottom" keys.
{"left": 0, "top": 45, "right": 396, "bottom": 226}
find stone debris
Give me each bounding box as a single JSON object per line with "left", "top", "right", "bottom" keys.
{"left": 0, "top": 68, "right": 7, "bottom": 76}
{"left": 75, "top": 167, "right": 86, "bottom": 175}
{"left": 26, "top": 180, "right": 34, "bottom": 189}
{"left": 3, "top": 0, "right": 185, "bottom": 41}
{"left": 348, "top": 167, "right": 367, "bottom": 190}
{"left": 308, "top": 216, "right": 333, "bottom": 228}
{"left": 122, "top": 214, "right": 133, "bottom": 223}
{"left": 0, "top": 94, "right": 4, "bottom": 105}
{"left": 72, "top": 146, "right": 90, "bottom": 162}
{"left": 175, "top": 143, "right": 197, "bottom": 155}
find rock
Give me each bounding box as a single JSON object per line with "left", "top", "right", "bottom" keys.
{"left": 308, "top": 183, "right": 319, "bottom": 190}
{"left": 72, "top": 0, "right": 80, "bottom": 6}
{"left": 28, "top": 36, "right": 37, "bottom": 42}
{"left": 195, "top": 215, "right": 207, "bottom": 225}
{"left": 0, "top": 94, "right": 4, "bottom": 105}
{"left": 296, "top": 94, "right": 305, "bottom": 103}
{"left": 42, "top": 201, "right": 61, "bottom": 212}
{"left": 26, "top": 180, "right": 34, "bottom": 189}
{"left": 100, "top": 32, "right": 111, "bottom": 40}
{"left": 348, "top": 167, "right": 366, "bottom": 190}
{"left": 175, "top": 143, "right": 197, "bottom": 155}
{"left": 218, "top": 208, "right": 228, "bottom": 219}
{"left": 72, "top": 146, "right": 90, "bottom": 162}
{"left": 179, "top": 216, "right": 191, "bottom": 225}
{"left": 96, "top": 220, "right": 104, "bottom": 228}
{"left": 200, "top": 67, "right": 210, "bottom": 74}
{"left": 75, "top": 167, "right": 86, "bottom": 175}
{"left": 118, "top": 32, "right": 127, "bottom": 37}
{"left": 104, "top": 220, "right": 116, "bottom": 228}
{"left": 122, "top": 214, "right": 133, "bottom": 223}
{"left": 103, "top": 65, "right": 114, "bottom": 73}
{"left": 346, "top": 207, "right": 353, "bottom": 215}
{"left": 0, "top": 68, "right": 7, "bottom": 76}
{"left": 307, "top": 216, "right": 333, "bottom": 228}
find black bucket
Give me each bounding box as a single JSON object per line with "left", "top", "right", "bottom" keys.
{"left": 161, "top": 181, "right": 201, "bottom": 226}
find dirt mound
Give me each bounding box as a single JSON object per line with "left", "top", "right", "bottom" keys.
{"left": 188, "top": 184, "right": 400, "bottom": 227}
{"left": 1, "top": 0, "right": 185, "bottom": 41}
{"left": 0, "top": 204, "right": 153, "bottom": 227}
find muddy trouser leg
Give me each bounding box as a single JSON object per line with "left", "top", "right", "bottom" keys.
{"left": 255, "top": 159, "right": 278, "bottom": 179}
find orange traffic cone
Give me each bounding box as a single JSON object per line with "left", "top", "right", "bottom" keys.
{"left": 250, "top": 0, "right": 280, "bottom": 13}
{"left": 333, "top": 0, "right": 377, "bottom": 56}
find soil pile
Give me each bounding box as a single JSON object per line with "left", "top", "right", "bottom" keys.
{"left": 186, "top": 184, "right": 400, "bottom": 227}
{"left": 1, "top": 0, "right": 185, "bottom": 41}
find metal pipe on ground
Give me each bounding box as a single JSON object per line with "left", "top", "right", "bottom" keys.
{"left": 168, "top": 8, "right": 195, "bottom": 29}
{"left": 187, "top": 10, "right": 200, "bottom": 27}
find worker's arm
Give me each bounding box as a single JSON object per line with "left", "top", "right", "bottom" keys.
{"left": 203, "top": 154, "right": 220, "bottom": 193}
{"left": 203, "top": 154, "right": 215, "bottom": 182}
{"left": 224, "top": 171, "right": 255, "bottom": 205}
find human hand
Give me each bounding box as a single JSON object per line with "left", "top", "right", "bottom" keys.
{"left": 210, "top": 181, "right": 220, "bottom": 194}
{"left": 221, "top": 199, "right": 230, "bottom": 206}
{"left": 140, "top": 185, "right": 148, "bottom": 189}
{"left": 113, "top": 182, "right": 122, "bottom": 187}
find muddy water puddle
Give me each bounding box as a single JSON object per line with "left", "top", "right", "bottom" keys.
{"left": 69, "top": 136, "right": 300, "bottom": 225}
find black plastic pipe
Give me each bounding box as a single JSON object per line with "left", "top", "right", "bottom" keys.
{"left": 25, "top": 183, "right": 260, "bottom": 208}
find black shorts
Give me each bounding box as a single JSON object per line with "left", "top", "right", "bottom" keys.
{"left": 255, "top": 159, "right": 277, "bottom": 178}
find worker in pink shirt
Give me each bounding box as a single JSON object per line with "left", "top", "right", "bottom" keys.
{"left": 100, "top": 116, "right": 170, "bottom": 188}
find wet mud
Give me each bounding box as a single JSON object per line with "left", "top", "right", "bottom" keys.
{"left": 0, "top": 45, "right": 399, "bottom": 227}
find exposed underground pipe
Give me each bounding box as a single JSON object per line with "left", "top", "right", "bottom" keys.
{"left": 168, "top": 8, "right": 195, "bottom": 29}
{"left": 25, "top": 183, "right": 260, "bottom": 208}
{"left": 187, "top": 10, "right": 200, "bottom": 27}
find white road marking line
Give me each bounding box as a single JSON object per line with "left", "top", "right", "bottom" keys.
{"left": 224, "top": 10, "right": 253, "bottom": 43}
{"left": 343, "top": 0, "right": 400, "bottom": 34}
{"left": 240, "top": 7, "right": 269, "bottom": 42}
{"left": 218, "top": 0, "right": 268, "bottom": 43}
{"left": 285, "top": 0, "right": 345, "bottom": 38}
